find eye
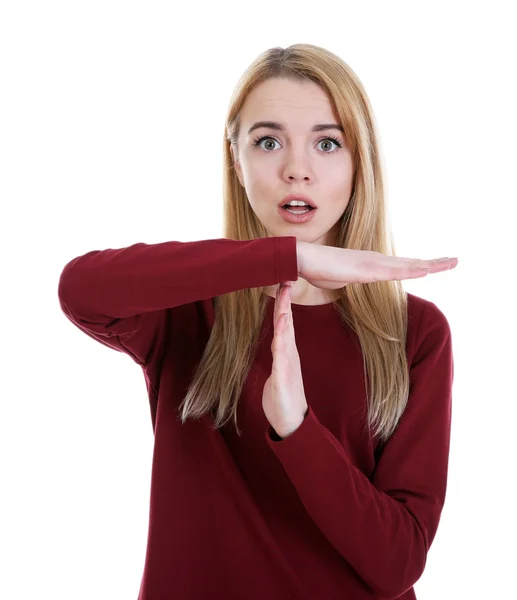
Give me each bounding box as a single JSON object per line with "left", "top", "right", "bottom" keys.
{"left": 251, "top": 135, "right": 343, "bottom": 153}
{"left": 317, "top": 136, "right": 342, "bottom": 152}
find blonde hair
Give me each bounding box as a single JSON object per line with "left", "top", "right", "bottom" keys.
{"left": 178, "top": 43, "right": 409, "bottom": 445}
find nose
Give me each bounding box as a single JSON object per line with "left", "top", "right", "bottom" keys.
{"left": 288, "top": 173, "right": 310, "bottom": 181}
{"left": 283, "top": 152, "right": 313, "bottom": 182}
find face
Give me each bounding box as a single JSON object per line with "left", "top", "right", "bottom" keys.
{"left": 231, "top": 77, "right": 354, "bottom": 246}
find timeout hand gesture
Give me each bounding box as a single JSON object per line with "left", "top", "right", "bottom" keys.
{"left": 262, "top": 244, "right": 459, "bottom": 439}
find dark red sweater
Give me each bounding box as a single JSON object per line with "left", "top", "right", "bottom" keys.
{"left": 57, "top": 236, "right": 453, "bottom": 600}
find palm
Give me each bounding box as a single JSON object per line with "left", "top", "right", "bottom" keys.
{"left": 262, "top": 283, "right": 307, "bottom": 438}
{"left": 298, "top": 243, "right": 458, "bottom": 290}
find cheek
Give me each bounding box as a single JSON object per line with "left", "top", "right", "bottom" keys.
{"left": 240, "top": 155, "right": 267, "bottom": 187}
{"left": 330, "top": 166, "right": 354, "bottom": 196}
{"left": 246, "top": 166, "right": 275, "bottom": 196}
{"left": 251, "top": 160, "right": 273, "bottom": 181}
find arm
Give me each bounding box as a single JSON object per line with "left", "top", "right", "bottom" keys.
{"left": 58, "top": 236, "right": 299, "bottom": 367}
{"left": 266, "top": 301, "right": 454, "bottom": 598}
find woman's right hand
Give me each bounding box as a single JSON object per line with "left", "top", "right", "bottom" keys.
{"left": 295, "top": 240, "right": 458, "bottom": 290}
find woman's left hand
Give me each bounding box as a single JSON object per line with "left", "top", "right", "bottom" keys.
{"left": 262, "top": 282, "right": 308, "bottom": 439}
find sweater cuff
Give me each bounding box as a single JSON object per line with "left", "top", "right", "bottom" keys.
{"left": 265, "top": 404, "right": 315, "bottom": 444}
{"left": 275, "top": 236, "right": 299, "bottom": 283}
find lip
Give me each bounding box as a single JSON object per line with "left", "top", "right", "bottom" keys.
{"left": 279, "top": 194, "right": 317, "bottom": 209}
{"left": 277, "top": 204, "right": 317, "bottom": 224}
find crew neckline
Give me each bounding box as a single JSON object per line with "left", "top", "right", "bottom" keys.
{"left": 264, "top": 293, "right": 337, "bottom": 313}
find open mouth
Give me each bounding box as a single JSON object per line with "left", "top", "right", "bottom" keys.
{"left": 282, "top": 205, "right": 315, "bottom": 213}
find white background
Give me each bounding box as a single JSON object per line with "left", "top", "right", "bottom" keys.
{"left": 1, "top": 1, "right": 515, "bottom": 598}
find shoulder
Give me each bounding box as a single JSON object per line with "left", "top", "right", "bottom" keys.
{"left": 406, "top": 292, "right": 452, "bottom": 359}
{"left": 407, "top": 292, "right": 451, "bottom": 332}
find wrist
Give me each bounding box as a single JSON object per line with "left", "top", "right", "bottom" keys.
{"left": 296, "top": 240, "right": 305, "bottom": 276}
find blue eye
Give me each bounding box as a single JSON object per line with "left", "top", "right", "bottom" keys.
{"left": 251, "top": 135, "right": 343, "bottom": 153}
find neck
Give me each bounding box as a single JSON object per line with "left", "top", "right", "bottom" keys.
{"left": 263, "top": 281, "right": 338, "bottom": 306}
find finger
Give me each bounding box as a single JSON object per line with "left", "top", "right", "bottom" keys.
{"left": 271, "top": 285, "right": 296, "bottom": 360}
{"left": 366, "top": 254, "right": 458, "bottom": 282}
{"left": 285, "top": 283, "right": 292, "bottom": 329}
{"left": 275, "top": 283, "right": 291, "bottom": 332}
{"left": 404, "top": 257, "right": 459, "bottom": 279}
{"left": 383, "top": 254, "right": 459, "bottom": 271}
{"left": 271, "top": 285, "right": 285, "bottom": 353}
{"left": 273, "top": 283, "right": 285, "bottom": 326}
{"left": 273, "top": 283, "right": 284, "bottom": 332}
{"left": 281, "top": 283, "right": 292, "bottom": 333}
{"left": 273, "top": 283, "right": 279, "bottom": 325}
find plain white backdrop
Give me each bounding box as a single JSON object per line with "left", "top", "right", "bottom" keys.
{"left": 1, "top": 1, "right": 515, "bottom": 598}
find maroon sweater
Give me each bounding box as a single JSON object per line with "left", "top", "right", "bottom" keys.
{"left": 57, "top": 235, "right": 454, "bottom": 599}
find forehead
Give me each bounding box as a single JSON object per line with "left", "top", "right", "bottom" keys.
{"left": 240, "top": 78, "right": 338, "bottom": 125}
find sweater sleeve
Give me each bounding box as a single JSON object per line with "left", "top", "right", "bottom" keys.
{"left": 58, "top": 236, "right": 298, "bottom": 367}
{"left": 265, "top": 300, "right": 454, "bottom": 598}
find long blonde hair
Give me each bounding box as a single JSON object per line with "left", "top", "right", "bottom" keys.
{"left": 178, "top": 43, "right": 409, "bottom": 445}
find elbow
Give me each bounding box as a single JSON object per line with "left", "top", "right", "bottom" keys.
{"left": 368, "top": 528, "right": 428, "bottom": 599}
{"left": 57, "top": 255, "right": 86, "bottom": 307}
{"left": 369, "top": 566, "right": 426, "bottom": 600}
{"left": 57, "top": 265, "right": 75, "bottom": 315}
{"left": 57, "top": 257, "right": 86, "bottom": 322}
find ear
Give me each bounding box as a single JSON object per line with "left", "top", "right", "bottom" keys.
{"left": 230, "top": 144, "right": 244, "bottom": 187}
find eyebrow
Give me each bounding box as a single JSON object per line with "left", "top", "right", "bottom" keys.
{"left": 247, "top": 121, "right": 344, "bottom": 135}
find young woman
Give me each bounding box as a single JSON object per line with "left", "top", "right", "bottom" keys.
{"left": 58, "top": 43, "right": 458, "bottom": 600}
